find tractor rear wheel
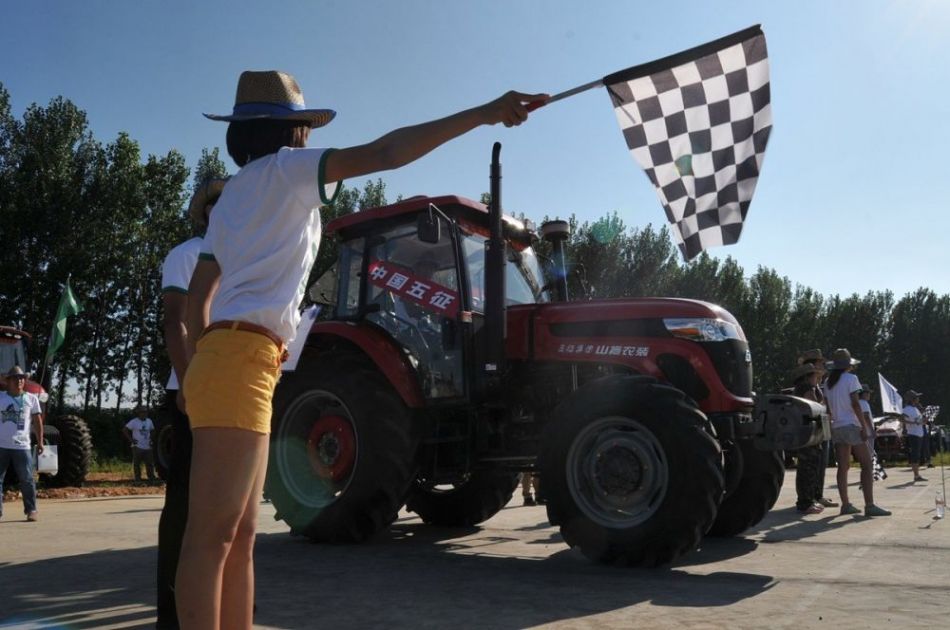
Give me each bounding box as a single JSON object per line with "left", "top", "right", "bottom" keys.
{"left": 43, "top": 415, "right": 92, "bottom": 487}
{"left": 266, "top": 355, "right": 419, "bottom": 542}
{"left": 406, "top": 471, "right": 520, "bottom": 527}
{"left": 539, "top": 375, "right": 723, "bottom": 567}
{"left": 706, "top": 438, "right": 784, "bottom": 537}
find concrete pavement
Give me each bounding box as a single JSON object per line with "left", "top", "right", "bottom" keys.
{"left": 1, "top": 466, "right": 947, "bottom": 629}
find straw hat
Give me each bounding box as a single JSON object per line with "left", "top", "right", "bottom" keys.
{"left": 826, "top": 348, "right": 860, "bottom": 369}
{"left": 797, "top": 348, "right": 825, "bottom": 365}
{"left": 188, "top": 178, "right": 229, "bottom": 227}
{"left": 789, "top": 363, "right": 822, "bottom": 383}
{"left": 204, "top": 70, "right": 336, "bottom": 128}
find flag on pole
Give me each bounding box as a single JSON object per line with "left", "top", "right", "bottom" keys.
{"left": 604, "top": 25, "right": 772, "bottom": 260}
{"left": 46, "top": 279, "right": 82, "bottom": 362}
{"left": 878, "top": 373, "right": 903, "bottom": 414}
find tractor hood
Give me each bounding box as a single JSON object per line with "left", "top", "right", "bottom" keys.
{"left": 507, "top": 297, "right": 743, "bottom": 344}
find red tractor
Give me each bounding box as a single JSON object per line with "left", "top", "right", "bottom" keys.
{"left": 265, "top": 144, "right": 825, "bottom": 566}
{"left": 1, "top": 326, "right": 93, "bottom": 487}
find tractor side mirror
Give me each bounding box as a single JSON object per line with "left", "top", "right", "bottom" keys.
{"left": 417, "top": 212, "right": 441, "bottom": 244}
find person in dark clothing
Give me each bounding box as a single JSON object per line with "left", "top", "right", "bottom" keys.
{"left": 155, "top": 179, "right": 226, "bottom": 629}
{"left": 798, "top": 349, "right": 837, "bottom": 508}
{"left": 790, "top": 363, "right": 826, "bottom": 513}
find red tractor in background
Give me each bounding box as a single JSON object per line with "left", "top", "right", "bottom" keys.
{"left": 1, "top": 326, "right": 93, "bottom": 487}
{"left": 264, "top": 144, "right": 826, "bottom": 566}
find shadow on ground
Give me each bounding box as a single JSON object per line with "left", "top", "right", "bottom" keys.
{"left": 1, "top": 519, "right": 775, "bottom": 629}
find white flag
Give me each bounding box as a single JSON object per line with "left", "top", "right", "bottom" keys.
{"left": 878, "top": 373, "right": 903, "bottom": 414}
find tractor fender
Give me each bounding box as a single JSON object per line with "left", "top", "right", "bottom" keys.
{"left": 304, "top": 321, "right": 425, "bottom": 408}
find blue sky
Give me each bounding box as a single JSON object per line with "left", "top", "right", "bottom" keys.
{"left": 4, "top": 0, "right": 949, "bottom": 299}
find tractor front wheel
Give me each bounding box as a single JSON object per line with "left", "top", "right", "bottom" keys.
{"left": 539, "top": 375, "right": 723, "bottom": 567}
{"left": 266, "top": 355, "right": 419, "bottom": 542}
{"left": 706, "top": 438, "right": 784, "bottom": 537}
{"left": 406, "top": 471, "right": 520, "bottom": 527}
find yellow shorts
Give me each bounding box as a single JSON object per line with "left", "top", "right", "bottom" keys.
{"left": 183, "top": 328, "right": 283, "bottom": 434}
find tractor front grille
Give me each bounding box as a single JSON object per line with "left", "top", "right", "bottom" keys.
{"left": 701, "top": 339, "right": 753, "bottom": 398}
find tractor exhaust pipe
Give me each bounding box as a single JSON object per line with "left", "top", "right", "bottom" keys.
{"left": 483, "top": 142, "right": 507, "bottom": 385}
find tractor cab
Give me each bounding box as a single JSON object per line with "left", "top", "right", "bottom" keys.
{"left": 318, "top": 195, "right": 548, "bottom": 402}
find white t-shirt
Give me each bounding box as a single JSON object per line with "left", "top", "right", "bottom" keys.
{"left": 0, "top": 391, "right": 42, "bottom": 450}
{"left": 161, "top": 237, "right": 204, "bottom": 390}
{"left": 903, "top": 405, "right": 924, "bottom": 437}
{"left": 125, "top": 417, "right": 155, "bottom": 450}
{"left": 823, "top": 372, "right": 862, "bottom": 428}
{"left": 858, "top": 399, "right": 872, "bottom": 421}
{"left": 201, "top": 147, "right": 339, "bottom": 343}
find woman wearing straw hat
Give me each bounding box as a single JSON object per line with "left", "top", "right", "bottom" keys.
{"left": 176, "top": 70, "right": 547, "bottom": 629}
{"left": 822, "top": 349, "right": 890, "bottom": 517}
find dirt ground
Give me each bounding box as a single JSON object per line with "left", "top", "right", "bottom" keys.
{"left": 2, "top": 472, "right": 165, "bottom": 501}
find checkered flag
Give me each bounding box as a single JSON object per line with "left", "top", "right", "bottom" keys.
{"left": 605, "top": 26, "right": 771, "bottom": 260}
{"left": 923, "top": 405, "right": 941, "bottom": 424}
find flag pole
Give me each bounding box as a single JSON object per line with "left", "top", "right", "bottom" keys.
{"left": 527, "top": 78, "right": 605, "bottom": 111}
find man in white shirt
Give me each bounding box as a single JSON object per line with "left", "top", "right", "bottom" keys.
{"left": 0, "top": 366, "right": 43, "bottom": 521}
{"left": 123, "top": 406, "right": 156, "bottom": 483}
{"left": 902, "top": 390, "right": 927, "bottom": 482}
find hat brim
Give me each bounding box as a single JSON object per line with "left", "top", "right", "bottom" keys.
{"left": 203, "top": 109, "right": 336, "bottom": 128}
{"left": 827, "top": 358, "right": 861, "bottom": 369}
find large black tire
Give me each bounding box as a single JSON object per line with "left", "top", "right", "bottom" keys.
{"left": 265, "top": 355, "right": 419, "bottom": 542}
{"left": 706, "top": 438, "right": 784, "bottom": 537}
{"left": 406, "top": 471, "right": 520, "bottom": 527}
{"left": 539, "top": 375, "right": 723, "bottom": 567}
{"left": 152, "top": 416, "right": 173, "bottom": 481}
{"left": 43, "top": 415, "right": 92, "bottom": 488}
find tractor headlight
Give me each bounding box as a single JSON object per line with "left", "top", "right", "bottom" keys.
{"left": 663, "top": 318, "right": 746, "bottom": 342}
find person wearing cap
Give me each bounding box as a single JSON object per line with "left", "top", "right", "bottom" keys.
{"left": 797, "top": 349, "right": 836, "bottom": 508}
{"left": 175, "top": 70, "right": 548, "bottom": 628}
{"left": 155, "top": 178, "right": 226, "bottom": 629}
{"left": 902, "top": 390, "right": 927, "bottom": 482}
{"left": 789, "top": 363, "right": 826, "bottom": 514}
{"left": 822, "top": 348, "right": 890, "bottom": 516}
{"left": 123, "top": 405, "right": 156, "bottom": 483}
{"left": 0, "top": 366, "right": 43, "bottom": 522}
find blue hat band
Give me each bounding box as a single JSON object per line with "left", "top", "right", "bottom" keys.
{"left": 232, "top": 101, "right": 307, "bottom": 117}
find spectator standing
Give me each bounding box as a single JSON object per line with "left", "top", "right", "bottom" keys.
{"left": 124, "top": 406, "right": 156, "bottom": 483}
{"left": 822, "top": 348, "right": 890, "bottom": 517}
{"left": 522, "top": 473, "right": 541, "bottom": 506}
{"left": 0, "top": 366, "right": 43, "bottom": 521}
{"left": 902, "top": 390, "right": 927, "bottom": 482}
{"left": 155, "top": 178, "right": 226, "bottom": 629}
{"left": 858, "top": 385, "right": 875, "bottom": 457}
{"left": 790, "top": 363, "right": 826, "bottom": 514}
{"left": 798, "top": 349, "right": 836, "bottom": 508}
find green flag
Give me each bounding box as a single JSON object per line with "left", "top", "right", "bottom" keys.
{"left": 46, "top": 279, "right": 82, "bottom": 362}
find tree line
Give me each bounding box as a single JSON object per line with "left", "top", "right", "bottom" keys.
{"left": 1, "top": 85, "right": 946, "bottom": 426}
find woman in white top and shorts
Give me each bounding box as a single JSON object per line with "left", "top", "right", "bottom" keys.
{"left": 822, "top": 348, "right": 890, "bottom": 517}
{"left": 177, "top": 70, "right": 547, "bottom": 629}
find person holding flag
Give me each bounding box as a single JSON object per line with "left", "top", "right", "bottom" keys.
{"left": 176, "top": 70, "right": 547, "bottom": 629}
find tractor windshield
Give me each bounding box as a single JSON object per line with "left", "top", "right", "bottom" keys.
{"left": 462, "top": 234, "right": 548, "bottom": 310}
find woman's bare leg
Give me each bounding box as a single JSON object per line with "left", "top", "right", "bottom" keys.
{"left": 852, "top": 442, "right": 875, "bottom": 506}
{"left": 836, "top": 443, "right": 852, "bottom": 506}
{"left": 220, "top": 445, "right": 269, "bottom": 629}
{"left": 176, "top": 428, "right": 269, "bottom": 630}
